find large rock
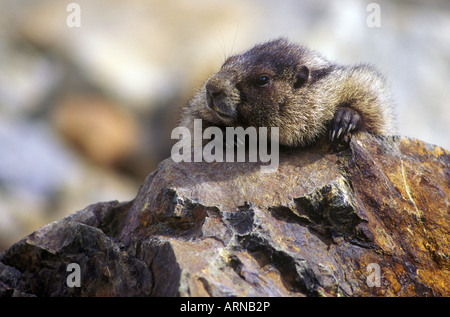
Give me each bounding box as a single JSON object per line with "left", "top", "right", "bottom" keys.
{"left": 0, "top": 133, "right": 449, "bottom": 297}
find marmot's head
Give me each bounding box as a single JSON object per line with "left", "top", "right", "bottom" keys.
{"left": 204, "top": 38, "right": 331, "bottom": 128}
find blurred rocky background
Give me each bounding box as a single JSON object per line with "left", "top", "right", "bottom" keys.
{"left": 0, "top": 0, "right": 449, "bottom": 251}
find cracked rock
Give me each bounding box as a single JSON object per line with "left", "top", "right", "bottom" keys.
{"left": 0, "top": 133, "right": 449, "bottom": 296}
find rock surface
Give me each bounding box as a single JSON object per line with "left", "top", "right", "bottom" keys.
{"left": 0, "top": 133, "right": 449, "bottom": 297}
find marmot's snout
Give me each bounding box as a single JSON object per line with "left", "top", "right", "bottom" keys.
{"left": 205, "top": 74, "right": 239, "bottom": 124}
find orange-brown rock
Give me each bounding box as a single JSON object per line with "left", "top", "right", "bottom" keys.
{"left": 52, "top": 93, "right": 139, "bottom": 167}
{"left": 0, "top": 133, "right": 448, "bottom": 296}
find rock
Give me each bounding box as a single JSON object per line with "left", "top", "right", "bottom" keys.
{"left": 51, "top": 93, "right": 140, "bottom": 168}
{"left": 0, "top": 133, "right": 449, "bottom": 297}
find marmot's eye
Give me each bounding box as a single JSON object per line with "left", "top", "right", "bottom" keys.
{"left": 255, "top": 76, "right": 270, "bottom": 87}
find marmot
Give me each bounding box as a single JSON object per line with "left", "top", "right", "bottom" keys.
{"left": 180, "top": 38, "right": 395, "bottom": 148}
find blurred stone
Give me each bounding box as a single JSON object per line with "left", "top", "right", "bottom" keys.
{"left": 0, "top": 116, "right": 139, "bottom": 252}
{"left": 0, "top": 118, "right": 79, "bottom": 250}
{"left": 0, "top": 133, "right": 448, "bottom": 297}
{"left": 0, "top": 41, "right": 63, "bottom": 117}
{"left": 51, "top": 93, "right": 140, "bottom": 167}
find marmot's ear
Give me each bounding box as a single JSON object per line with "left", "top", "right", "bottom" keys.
{"left": 294, "top": 65, "right": 310, "bottom": 89}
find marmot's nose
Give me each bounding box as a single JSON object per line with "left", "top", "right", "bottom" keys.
{"left": 206, "top": 82, "right": 224, "bottom": 99}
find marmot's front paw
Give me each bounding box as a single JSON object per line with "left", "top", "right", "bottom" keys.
{"left": 329, "top": 107, "right": 361, "bottom": 143}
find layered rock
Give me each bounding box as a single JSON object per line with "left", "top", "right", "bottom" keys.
{"left": 0, "top": 133, "right": 449, "bottom": 296}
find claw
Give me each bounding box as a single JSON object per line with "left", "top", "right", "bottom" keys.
{"left": 336, "top": 127, "right": 343, "bottom": 140}
{"left": 329, "top": 107, "right": 361, "bottom": 144}
{"left": 330, "top": 129, "right": 336, "bottom": 141}
{"left": 346, "top": 123, "right": 354, "bottom": 135}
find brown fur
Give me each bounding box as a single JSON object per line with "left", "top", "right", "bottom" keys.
{"left": 180, "top": 38, "right": 395, "bottom": 148}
